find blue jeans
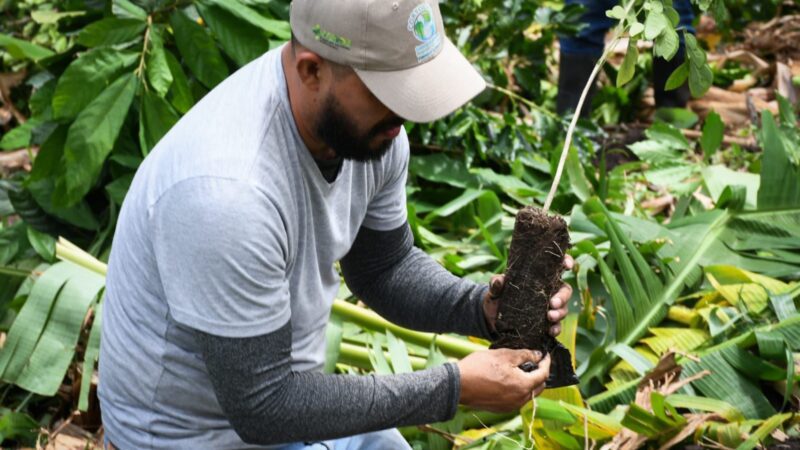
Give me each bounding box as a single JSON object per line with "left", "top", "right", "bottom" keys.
{"left": 560, "top": 0, "right": 696, "bottom": 56}
{"left": 280, "top": 429, "right": 412, "bottom": 450}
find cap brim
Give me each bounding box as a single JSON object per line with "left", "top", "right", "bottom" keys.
{"left": 354, "top": 38, "right": 486, "bottom": 123}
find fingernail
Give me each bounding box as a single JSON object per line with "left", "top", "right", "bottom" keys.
{"left": 490, "top": 278, "right": 502, "bottom": 293}
{"left": 533, "top": 350, "right": 543, "bottom": 359}
{"left": 548, "top": 311, "right": 558, "bottom": 320}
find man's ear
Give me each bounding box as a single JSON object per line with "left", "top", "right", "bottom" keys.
{"left": 295, "top": 51, "right": 325, "bottom": 92}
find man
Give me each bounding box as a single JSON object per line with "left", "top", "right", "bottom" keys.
{"left": 98, "top": 1, "right": 574, "bottom": 448}
{"left": 558, "top": 0, "right": 695, "bottom": 116}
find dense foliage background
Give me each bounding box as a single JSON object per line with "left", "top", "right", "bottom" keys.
{"left": 0, "top": 0, "right": 798, "bottom": 448}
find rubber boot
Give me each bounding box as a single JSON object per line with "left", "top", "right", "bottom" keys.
{"left": 556, "top": 50, "right": 601, "bottom": 117}
{"left": 653, "top": 48, "right": 691, "bottom": 108}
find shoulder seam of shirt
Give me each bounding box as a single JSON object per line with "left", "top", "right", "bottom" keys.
{"left": 148, "top": 175, "right": 283, "bottom": 213}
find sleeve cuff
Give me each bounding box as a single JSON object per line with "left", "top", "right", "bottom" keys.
{"left": 444, "top": 362, "right": 461, "bottom": 418}
{"left": 471, "top": 284, "right": 498, "bottom": 341}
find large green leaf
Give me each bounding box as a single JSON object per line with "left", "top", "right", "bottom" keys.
{"left": 164, "top": 49, "right": 194, "bottom": 114}
{"left": 757, "top": 111, "right": 800, "bottom": 209}
{"left": 79, "top": 302, "right": 103, "bottom": 411}
{"left": 170, "top": 10, "right": 229, "bottom": 89}
{"left": 51, "top": 48, "right": 138, "bottom": 120}
{"left": 76, "top": 17, "right": 146, "bottom": 47}
{"left": 682, "top": 351, "right": 776, "bottom": 419}
{"left": 15, "top": 266, "right": 104, "bottom": 395}
{"left": 146, "top": 25, "right": 173, "bottom": 97}
{"left": 59, "top": 73, "right": 138, "bottom": 206}
{"left": 580, "top": 199, "right": 730, "bottom": 388}
{"left": 0, "top": 34, "right": 54, "bottom": 61}
{"left": 0, "top": 263, "right": 75, "bottom": 381}
{"left": 139, "top": 89, "right": 179, "bottom": 154}
{"left": 196, "top": 0, "right": 290, "bottom": 66}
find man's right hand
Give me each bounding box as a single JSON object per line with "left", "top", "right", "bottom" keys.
{"left": 457, "top": 349, "right": 550, "bottom": 412}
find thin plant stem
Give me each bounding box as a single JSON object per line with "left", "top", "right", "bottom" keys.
{"left": 487, "top": 83, "right": 565, "bottom": 124}
{"left": 542, "top": 39, "right": 618, "bottom": 213}
{"left": 542, "top": 0, "right": 637, "bottom": 213}
{"left": 0, "top": 266, "right": 33, "bottom": 278}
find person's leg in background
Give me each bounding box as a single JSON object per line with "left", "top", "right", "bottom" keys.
{"left": 557, "top": 0, "right": 619, "bottom": 116}
{"left": 558, "top": 0, "right": 698, "bottom": 115}
{"left": 653, "top": 0, "right": 695, "bottom": 108}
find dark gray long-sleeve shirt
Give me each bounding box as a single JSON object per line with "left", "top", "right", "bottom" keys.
{"left": 196, "top": 222, "right": 491, "bottom": 446}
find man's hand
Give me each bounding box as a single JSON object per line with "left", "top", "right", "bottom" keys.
{"left": 483, "top": 255, "right": 574, "bottom": 337}
{"left": 457, "top": 349, "right": 550, "bottom": 412}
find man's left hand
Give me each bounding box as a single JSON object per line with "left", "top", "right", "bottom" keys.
{"left": 482, "top": 255, "right": 574, "bottom": 337}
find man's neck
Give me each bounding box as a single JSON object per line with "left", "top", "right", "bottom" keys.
{"left": 280, "top": 45, "right": 338, "bottom": 161}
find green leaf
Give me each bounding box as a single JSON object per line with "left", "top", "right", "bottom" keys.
{"left": 385, "top": 329, "right": 413, "bottom": 374}
{"left": 665, "top": 394, "right": 744, "bottom": 421}
{"left": 665, "top": 61, "right": 689, "bottom": 91}
{"left": 112, "top": 0, "right": 147, "bottom": 20}
{"left": 324, "top": 312, "right": 342, "bottom": 374}
{"left": 646, "top": 122, "right": 690, "bottom": 150}
{"left": 0, "top": 120, "right": 39, "bottom": 150}
{"left": 736, "top": 413, "right": 792, "bottom": 450}
{"left": 629, "top": 21, "right": 644, "bottom": 37}
{"left": 26, "top": 227, "right": 56, "bottom": 262}
{"left": 685, "top": 33, "right": 713, "bottom": 97}
{"left": 139, "top": 87, "right": 179, "bottom": 155}
{"left": 769, "top": 293, "right": 798, "bottom": 321}
{"left": 365, "top": 334, "right": 393, "bottom": 375}
{"left": 644, "top": 10, "right": 668, "bottom": 40}
{"left": 59, "top": 73, "right": 138, "bottom": 206}
{"left": 719, "top": 345, "right": 786, "bottom": 382}
{"left": 0, "top": 263, "right": 75, "bottom": 381}
{"left": 757, "top": 111, "right": 800, "bottom": 209}
{"left": 609, "top": 343, "right": 654, "bottom": 375}
{"left": 31, "top": 10, "right": 85, "bottom": 24}
{"left": 52, "top": 48, "right": 138, "bottom": 120}
{"left": 654, "top": 28, "right": 679, "bottom": 60}
{"left": 409, "top": 154, "right": 479, "bottom": 189}
{"left": 685, "top": 33, "right": 706, "bottom": 65}
{"left": 0, "top": 34, "right": 54, "bottom": 61}
{"left": 755, "top": 331, "right": 785, "bottom": 360}
{"left": 654, "top": 107, "right": 698, "bottom": 128}
{"left": 146, "top": 25, "right": 173, "bottom": 96}
{"left": 701, "top": 111, "right": 725, "bottom": 158}
{"left": 424, "top": 189, "right": 484, "bottom": 221}
{"left": 14, "top": 265, "right": 105, "bottom": 395}
{"left": 682, "top": 351, "right": 776, "bottom": 419}
{"left": 597, "top": 257, "right": 635, "bottom": 339}
{"left": 0, "top": 409, "right": 39, "bottom": 444}
{"left": 702, "top": 165, "right": 759, "bottom": 209}
{"left": 566, "top": 146, "right": 593, "bottom": 201}
{"left": 196, "top": 0, "right": 290, "bottom": 66}
{"left": 642, "top": 328, "right": 709, "bottom": 355}
{"left": 76, "top": 18, "right": 146, "bottom": 48}
{"left": 606, "top": 5, "right": 626, "bottom": 19}
{"left": 106, "top": 174, "right": 134, "bottom": 205}
{"left": 688, "top": 62, "right": 713, "bottom": 98}
{"left": 605, "top": 221, "right": 650, "bottom": 313}
{"left": 164, "top": 50, "right": 194, "bottom": 114}
{"left": 79, "top": 302, "right": 103, "bottom": 411}
{"left": 617, "top": 41, "right": 639, "bottom": 87}
{"left": 170, "top": 10, "right": 229, "bottom": 89}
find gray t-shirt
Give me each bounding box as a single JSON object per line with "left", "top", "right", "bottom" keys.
{"left": 99, "top": 46, "right": 409, "bottom": 449}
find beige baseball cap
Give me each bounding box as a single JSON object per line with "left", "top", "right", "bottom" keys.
{"left": 290, "top": 0, "right": 486, "bottom": 123}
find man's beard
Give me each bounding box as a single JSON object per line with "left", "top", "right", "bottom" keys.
{"left": 315, "top": 94, "right": 404, "bottom": 162}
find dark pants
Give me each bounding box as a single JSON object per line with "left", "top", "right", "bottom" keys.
{"left": 560, "top": 0, "right": 696, "bottom": 56}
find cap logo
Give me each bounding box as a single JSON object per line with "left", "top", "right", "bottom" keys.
{"left": 407, "top": 3, "right": 441, "bottom": 63}
{"left": 312, "top": 24, "right": 352, "bottom": 50}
